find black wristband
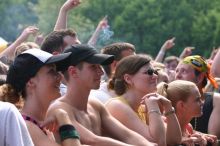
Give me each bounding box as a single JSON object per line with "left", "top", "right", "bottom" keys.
{"left": 59, "top": 124, "right": 80, "bottom": 141}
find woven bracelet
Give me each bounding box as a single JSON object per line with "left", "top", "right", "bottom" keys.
{"left": 59, "top": 124, "right": 80, "bottom": 141}
{"left": 164, "top": 107, "right": 175, "bottom": 117}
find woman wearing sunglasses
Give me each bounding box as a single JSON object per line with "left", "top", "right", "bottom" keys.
{"left": 105, "top": 54, "right": 181, "bottom": 146}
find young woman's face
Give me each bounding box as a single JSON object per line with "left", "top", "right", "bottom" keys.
{"left": 34, "top": 64, "right": 61, "bottom": 101}
{"left": 127, "top": 64, "right": 158, "bottom": 95}
{"left": 183, "top": 86, "right": 203, "bottom": 118}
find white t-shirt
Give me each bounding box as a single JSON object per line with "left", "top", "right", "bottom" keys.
{"left": 89, "top": 81, "right": 117, "bottom": 104}
{"left": 0, "top": 102, "right": 34, "bottom": 146}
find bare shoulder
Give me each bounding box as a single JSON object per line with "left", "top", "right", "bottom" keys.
{"left": 105, "top": 99, "right": 133, "bottom": 114}
{"left": 88, "top": 98, "right": 105, "bottom": 110}
{"left": 47, "top": 98, "right": 76, "bottom": 117}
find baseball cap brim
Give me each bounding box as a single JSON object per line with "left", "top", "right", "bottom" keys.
{"left": 85, "top": 54, "right": 114, "bottom": 65}
{"left": 46, "top": 52, "right": 72, "bottom": 71}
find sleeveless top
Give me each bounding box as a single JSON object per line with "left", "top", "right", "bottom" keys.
{"left": 22, "top": 114, "right": 47, "bottom": 135}
{"left": 116, "top": 96, "right": 149, "bottom": 124}
{"left": 190, "top": 92, "right": 213, "bottom": 133}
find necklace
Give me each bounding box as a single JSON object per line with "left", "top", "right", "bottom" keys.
{"left": 22, "top": 114, "right": 47, "bottom": 135}
{"left": 194, "top": 117, "right": 197, "bottom": 130}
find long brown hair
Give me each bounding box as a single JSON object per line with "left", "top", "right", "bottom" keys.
{"left": 108, "top": 54, "right": 151, "bottom": 95}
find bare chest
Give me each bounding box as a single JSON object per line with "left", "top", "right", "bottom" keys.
{"left": 74, "top": 107, "right": 102, "bottom": 135}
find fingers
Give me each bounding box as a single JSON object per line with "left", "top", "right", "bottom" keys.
{"left": 164, "top": 37, "right": 175, "bottom": 50}
{"left": 171, "top": 37, "right": 176, "bottom": 41}
{"left": 24, "top": 26, "right": 39, "bottom": 35}
{"left": 40, "top": 116, "right": 56, "bottom": 128}
{"left": 62, "top": 0, "right": 81, "bottom": 11}
{"left": 141, "top": 93, "right": 157, "bottom": 101}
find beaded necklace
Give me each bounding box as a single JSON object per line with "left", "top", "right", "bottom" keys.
{"left": 194, "top": 117, "right": 197, "bottom": 130}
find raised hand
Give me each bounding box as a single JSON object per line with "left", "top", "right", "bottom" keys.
{"left": 99, "top": 15, "right": 108, "bottom": 29}
{"left": 61, "top": 0, "right": 81, "bottom": 11}
{"left": 162, "top": 37, "right": 175, "bottom": 51}
{"left": 179, "top": 47, "right": 194, "bottom": 59}
{"left": 20, "top": 26, "right": 39, "bottom": 41}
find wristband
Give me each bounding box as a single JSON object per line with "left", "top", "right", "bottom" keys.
{"left": 164, "top": 107, "right": 175, "bottom": 117}
{"left": 59, "top": 124, "right": 80, "bottom": 141}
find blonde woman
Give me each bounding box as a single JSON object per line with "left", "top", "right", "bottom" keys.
{"left": 157, "top": 80, "right": 217, "bottom": 146}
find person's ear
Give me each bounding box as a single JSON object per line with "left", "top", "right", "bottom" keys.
{"left": 110, "top": 60, "right": 117, "bottom": 72}
{"left": 26, "top": 78, "right": 37, "bottom": 89}
{"left": 176, "top": 100, "right": 185, "bottom": 112}
{"left": 68, "top": 66, "right": 78, "bottom": 78}
{"left": 124, "top": 74, "right": 133, "bottom": 86}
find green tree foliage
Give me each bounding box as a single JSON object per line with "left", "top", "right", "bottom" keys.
{"left": 2, "top": 0, "right": 220, "bottom": 58}
{"left": 76, "top": 0, "right": 220, "bottom": 57}
{"left": 0, "top": 0, "right": 37, "bottom": 41}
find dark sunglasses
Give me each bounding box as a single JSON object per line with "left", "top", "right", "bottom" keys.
{"left": 191, "top": 59, "right": 202, "bottom": 67}
{"left": 145, "top": 68, "right": 158, "bottom": 76}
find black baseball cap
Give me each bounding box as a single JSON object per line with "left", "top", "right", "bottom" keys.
{"left": 63, "top": 44, "right": 114, "bottom": 68}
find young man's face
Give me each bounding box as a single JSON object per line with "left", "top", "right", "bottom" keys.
{"left": 63, "top": 35, "right": 81, "bottom": 48}
{"left": 78, "top": 62, "right": 104, "bottom": 90}
{"left": 165, "top": 60, "right": 178, "bottom": 71}
{"left": 175, "top": 63, "right": 197, "bottom": 83}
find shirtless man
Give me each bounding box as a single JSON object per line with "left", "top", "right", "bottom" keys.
{"left": 47, "top": 44, "right": 156, "bottom": 146}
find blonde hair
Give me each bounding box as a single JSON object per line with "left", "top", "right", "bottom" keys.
{"left": 14, "top": 42, "right": 39, "bottom": 58}
{"left": 0, "top": 84, "right": 23, "bottom": 109}
{"left": 157, "top": 80, "right": 197, "bottom": 108}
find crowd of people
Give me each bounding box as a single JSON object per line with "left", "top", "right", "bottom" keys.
{"left": 0, "top": 0, "right": 220, "bottom": 146}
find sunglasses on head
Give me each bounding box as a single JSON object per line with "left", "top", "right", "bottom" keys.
{"left": 145, "top": 68, "right": 158, "bottom": 76}
{"left": 191, "top": 59, "right": 202, "bottom": 68}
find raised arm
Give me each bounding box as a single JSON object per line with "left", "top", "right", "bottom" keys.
{"left": 211, "top": 49, "right": 220, "bottom": 77}
{"left": 88, "top": 16, "right": 108, "bottom": 46}
{"left": 54, "top": 0, "right": 80, "bottom": 31}
{"left": 155, "top": 37, "right": 175, "bottom": 62}
{"left": 0, "top": 26, "right": 38, "bottom": 60}
{"left": 157, "top": 94, "right": 182, "bottom": 145}
{"left": 179, "top": 47, "right": 194, "bottom": 60}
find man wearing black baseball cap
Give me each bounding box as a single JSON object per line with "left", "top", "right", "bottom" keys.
{"left": 1, "top": 48, "right": 82, "bottom": 146}
{"left": 47, "top": 44, "right": 155, "bottom": 145}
